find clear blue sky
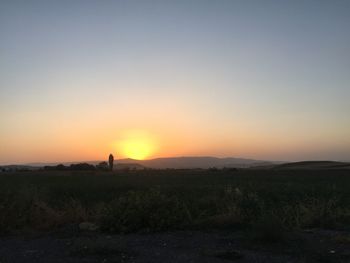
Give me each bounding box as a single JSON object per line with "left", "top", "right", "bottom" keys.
{"left": 1, "top": 0, "right": 350, "bottom": 164}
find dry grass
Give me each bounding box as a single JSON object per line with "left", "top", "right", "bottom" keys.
{"left": 0, "top": 169, "right": 349, "bottom": 234}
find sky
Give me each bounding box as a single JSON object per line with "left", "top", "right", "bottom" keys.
{"left": 1, "top": 0, "right": 350, "bottom": 164}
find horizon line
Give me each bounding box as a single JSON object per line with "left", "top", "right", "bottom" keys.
{"left": 2, "top": 155, "right": 350, "bottom": 166}
{"left": 3, "top": 155, "right": 278, "bottom": 166}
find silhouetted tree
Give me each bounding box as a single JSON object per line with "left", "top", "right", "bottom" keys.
{"left": 96, "top": 161, "right": 109, "bottom": 171}
{"left": 109, "top": 154, "right": 114, "bottom": 171}
{"left": 56, "top": 164, "right": 66, "bottom": 171}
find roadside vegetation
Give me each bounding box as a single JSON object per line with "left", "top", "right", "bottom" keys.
{"left": 0, "top": 169, "right": 349, "bottom": 237}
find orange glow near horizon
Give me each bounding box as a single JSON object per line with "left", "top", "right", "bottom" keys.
{"left": 113, "top": 130, "right": 158, "bottom": 160}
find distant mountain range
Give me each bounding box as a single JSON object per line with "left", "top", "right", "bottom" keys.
{"left": 20, "top": 156, "right": 276, "bottom": 169}
{"left": 118, "top": 157, "right": 277, "bottom": 169}
{"left": 273, "top": 161, "right": 350, "bottom": 170}
{"left": 2, "top": 158, "right": 350, "bottom": 171}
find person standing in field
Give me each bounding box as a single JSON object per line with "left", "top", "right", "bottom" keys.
{"left": 108, "top": 154, "right": 114, "bottom": 171}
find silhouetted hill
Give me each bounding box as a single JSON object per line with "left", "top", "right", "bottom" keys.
{"left": 115, "top": 163, "right": 145, "bottom": 170}
{"left": 273, "top": 161, "right": 350, "bottom": 170}
{"left": 22, "top": 157, "right": 275, "bottom": 169}
{"left": 6, "top": 159, "right": 350, "bottom": 171}
{"left": 118, "top": 157, "right": 275, "bottom": 169}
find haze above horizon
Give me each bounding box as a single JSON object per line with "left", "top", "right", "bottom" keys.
{"left": 1, "top": 1, "right": 349, "bottom": 164}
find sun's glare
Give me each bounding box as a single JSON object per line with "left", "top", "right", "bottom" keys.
{"left": 115, "top": 130, "right": 157, "bottom": 160}
{"left": 122, "top": 140, "right": 152, "bottom": 160}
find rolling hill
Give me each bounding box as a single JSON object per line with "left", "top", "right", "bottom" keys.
{"left": 118, "top": 156, "right": 275, "bottom": 169}
{"left": 273, "top": 161, "right": 350, "bottom": 170}
{"left": 21, "top": 156, "right": 275, "bottom": 169}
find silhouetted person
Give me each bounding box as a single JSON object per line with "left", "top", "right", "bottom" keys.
{"left": 108, "top": 154, "right": 114, "bottom": 171}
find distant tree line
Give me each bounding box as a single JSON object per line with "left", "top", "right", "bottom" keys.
{"left": 43, "top": 154, "right": 115, "bottom": 171}
{"left": 43, "top": 162, "right": 110, "bottom": 171}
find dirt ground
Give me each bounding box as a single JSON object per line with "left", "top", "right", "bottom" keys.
{"left": 1, "top": 227, "right": 350, "bottom": 263}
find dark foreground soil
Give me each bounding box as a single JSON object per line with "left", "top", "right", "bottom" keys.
{"left": 1, "top": 228, "right": 350, "bottom": 263}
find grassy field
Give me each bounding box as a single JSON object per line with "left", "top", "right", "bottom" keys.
{"left": 1, "top": 169, "right": 350, "bottom": 237}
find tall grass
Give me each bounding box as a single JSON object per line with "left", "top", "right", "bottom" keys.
{"left": 0, "top": 169, "right": 349, "bottom": 234}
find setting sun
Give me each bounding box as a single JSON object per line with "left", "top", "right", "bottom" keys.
{"left": 114, "top": 130, "right": 157, "bottom": 160}
{"left": 122, "top": 140, "right": 152, "bottom": 160}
